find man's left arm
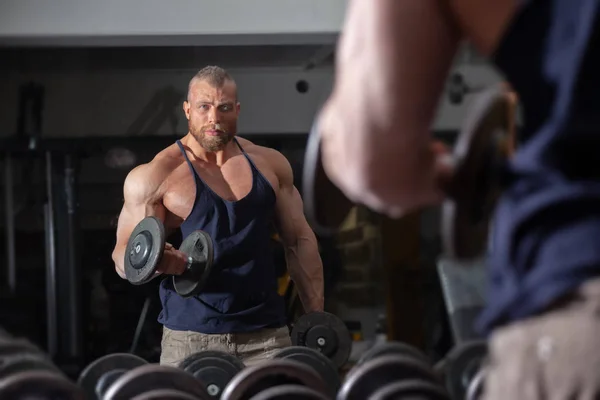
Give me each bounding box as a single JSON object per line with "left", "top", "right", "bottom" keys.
{"left": 270, "top": 150, "right": 324, "bottom": 313}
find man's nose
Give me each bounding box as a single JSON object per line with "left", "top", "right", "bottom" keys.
{"left": 207, "top": 106, "right": 220, "bottom": 124}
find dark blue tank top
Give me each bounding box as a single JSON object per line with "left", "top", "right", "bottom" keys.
{"left": 477, "top": 0, "right": 600, "bottom": 334}
{"left": 157, "top": 139, "right": 287, "bottom": 333}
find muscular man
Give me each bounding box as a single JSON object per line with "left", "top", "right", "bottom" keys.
{"left": 112, "top": 66, "right": 324, "bottom": 367}
{"left": 318, "top": 0, "right": 600, "bottom": 398}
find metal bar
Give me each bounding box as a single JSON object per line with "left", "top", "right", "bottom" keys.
{"left": 44, "top": 151, "right": 57, "bottom": 357}
{"left": 63, "top": 154, "right": 82, "bottom": 359}
{"left": 4, "top": 155, "right": 16, "bottom": 293}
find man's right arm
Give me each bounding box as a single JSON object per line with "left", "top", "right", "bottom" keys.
{"left": 111, "top": 163, "right": 188, "bottom": 279}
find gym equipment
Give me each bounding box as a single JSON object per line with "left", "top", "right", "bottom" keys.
{"left": 178, "top": 350, "right": 245, "bottom": 398}
{"left": 369, "top": 380, "right": 451, "bottom": 400}
{"left": 273, "top": 346, "right": 340, "bottom": 396}
{"left": 103, "top": 364, "right": 212, "bottom": 400}
{"left": 303, "top": 83, "right": 517, "bottom": 260}
{"left": 0, "top": 370, "right": 84, "bottom": 399}
{"left": 221, "top": 359, "right": 330, "bottom": 400}
{"left": 124, "top": 216, "right": 214, "bottom": 297}
{"left": 249, "top": 384, "right": 331, "bottom": 400}
{"left": 0, "top": 330, "right": 84, "bottom": 399}
{"left": 444, "top": 340, "right": 488, "bottom": 400}
{"left": 465, "top": 367, "right": 486, "bottom": 400}
{"left": 131, "top": 389, "right": 200, "bottom": 400}
{"left": 291, "top": 311, "right": 352, "bottom": 369}
{"left": 337, "top": 355, "right": 444, "bottom": 400}
{"left": 77, "top": 353, "right": 148, "bottom": 400}
{"left": 356, "top": 341, "right": 431, "bottom": 367}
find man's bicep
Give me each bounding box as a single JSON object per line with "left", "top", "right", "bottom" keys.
{"left": 274, "top": 185, "right": 308, "bottom": 246}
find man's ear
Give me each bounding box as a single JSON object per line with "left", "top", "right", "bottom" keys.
{"left": 183, "top": 101, "right": 191, "bottom": 120}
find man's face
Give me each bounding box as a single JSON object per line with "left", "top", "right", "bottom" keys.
{"left": 183, "top": 79, "right": 240, "bottom": 152}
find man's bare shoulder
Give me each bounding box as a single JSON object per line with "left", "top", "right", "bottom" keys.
{"left": 123, "top": 143, "right": 185, "bottom": 200}
{"left": 237, "top": 137, "right": 294, "bottom": 185}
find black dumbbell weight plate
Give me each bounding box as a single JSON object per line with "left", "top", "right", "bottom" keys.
{"left": 370, "top": 379, "right": 451, "bottom": 400}
{"left": 273, "top": 346, "right": 340, "bottom": 396}
{"left": 131, "top": 389, "right": 201, "bottom": 400}
{"left": 302, "top": 120, "right": 355, "bottom": 235}
{"left": 445, "top": 340, "right": 488, "bottom": 400}
{"left": 337, "top": 355, "right": 441, "bottom": 400}
{"left": 441, "top": 84, "right": 515, "bottom": 260}
{"left": 357, "top": 341, "right": 431, "bottom": 366}
{"left": 291, "top": 311, "right": 351, "bottom": 369}
{"left": 77, "top": 353, "right": 148, "bottom": 400}
{"left": 125, "top": 216, "right": 166, "bottom": 284}
{"left": 0, "top": 370, "right": 85, "bottom": 399}
{"left": 221, "top": 359, "right": 329, "bottom": 400}
{"left": 178, "top": 350, "right": 245, "bottom": 398}
{"left": 173, "top": 230, "right": 215, "bottom": 298}
{"left": 103, "top": 364, "right": 212, "bottom": 400}
{"left": 0, "top": 354, "right": 60, "bottom": 381}
{"left": 250, "top": 384, "right": 331, "bottom": 400}
{"left": 466, "top": 367, "right": 487, "bottom": 400}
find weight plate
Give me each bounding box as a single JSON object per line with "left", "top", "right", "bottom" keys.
{"left": 0, "top": 370, "right": 85, "bottom": 399}
{"left": 273, "top": 346, "right": 340, "bottom": 396}
{"left": 370, "top": 380, "right": 451, "bottom": 400}
{"left": 338, "top": 355, "right": 441, "bottom": 400}
{"left": 173, "top": 230, "right": 215, "bottom": 298}
{"left": 357, "top": 341, "right": 431, "bottom": 366}
{"left": 302, "top": 120, "right": 354, "bottom": 235}
{"left": 441, "top": 83, "right": 516, "bottom": 260}
{"left": 0, "top": 354, "right": 60, "bottom": 381}
{"left": 291, "top": 311, "right": 351, "bottom": 369}
{"left": 103, "top": 364, "right": 212, "bottom": 400}
{"left": 445, "top": 340, "right": 488, "bottom": 400}
{"left": 250, "top": 384, "right": 331, "bottom": 400}
{"left": 77, "top": 352, "right": 148, "bottom": 400}
{"left": 131, "top": 389, "right": 201, "bottom": 400}
{"left": 178, "top": 350, "right": 245, "bottom": 398}
{"left": 466, "top": 366, "right": 487, "bottom": 400}
{"left": 221, "top": 359, "right": 329, "bottom": 400}
{"left": 125, "top": 216, "right": 166, "bottom": 284}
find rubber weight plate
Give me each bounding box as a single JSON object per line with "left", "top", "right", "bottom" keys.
{"left": 302, "top": 120, "right": 354, "bottom": 235}
{"left": 131, "top": 389, "right": 201, "bottom": 400}
{"left": 125, "top": 216, "right": 166, "bottom": 284}
{"left": 441, "top": 83, "right": 516, "bottom": 260}
{"left": 250, "top": 384, "right": 331, "bottom": 400}
{"left": 178, "top": 350, "right": 245, "bottom": 398}
{"left": 221, "top": 359, "right": 330, "bottom": 400}
{"left": 77, "top": 353, "right": 148, "bottom": 400}
{"left": 0, "top": 354, "right": 60, "bottom": 381}
{"left": 0, "top": 370, "right": 85, "bottom": 399}
{"left": 173, "top": 230, "right": 215, "bottom": 298}
{"left": 291, "top": 311, "right": 351, "bottom": 369}
{"left": 273, "top": 346, "right": 340, "bottom": 396}
{"left": 370, "top": 380, "right": 451, "bottom": 400}
{"left": 103, "top": 364, "right": 212, "bottom": 400}
{"left": 337, "top": 355, "right": 441, "bottom": 400}
{"left": 466, "top": 367, "right": 487, "bottom": 400}
{"left": 357, "top": 341, "right": 431, "bottom": 367}
{"left": 445, "top": 340, "right": 488, "bottom": 400}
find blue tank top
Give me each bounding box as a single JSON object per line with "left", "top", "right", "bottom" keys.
{"left": 477, "top": 0, "right": 600, "bottom": 334}
{"left": 157, "top": 139, "right": 287, "bottom": 333}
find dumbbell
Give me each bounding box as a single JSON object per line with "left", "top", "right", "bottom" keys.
{"left": 125, "top": 216, "right": 214, "bottom": 297}
{"left": 221, "top": 359, "right": 331, "bottom": 400}
{"left": 0, "top": 329, "right": 84, "bottom": 399}
{"left": 78, "top": 353, "right": 212, "bottom": 400}
{"left": 441, "top": 340, "right": 488, "bottom": 400}
{"left": 303, "top": 83, "right": 517, "bottom": 260}
{"left": 178, "top": 350, "right": 246, "bottom": 398}
{"left": 290, "top": 311, "right": 352, "bottom": 369}
{"left": 273, "top": 346, "right": 341, "bottom": 397}
{"left": 337, "top": 341, "right": 450, "bottom": 400}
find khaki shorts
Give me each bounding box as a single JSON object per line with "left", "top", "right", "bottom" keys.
{"left": 483, "top": 277, "right": 600, "bottom": 400}
{"left": 159, "top": 325, "right": 292, "bottom": 368}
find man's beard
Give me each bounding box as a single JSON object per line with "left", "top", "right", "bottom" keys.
{"left": 190, "top": 121, "right": 235, "bottom": 152}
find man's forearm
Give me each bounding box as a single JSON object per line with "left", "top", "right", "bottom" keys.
{"left": 285, "top": 237, "right": 324, "bottom": 313}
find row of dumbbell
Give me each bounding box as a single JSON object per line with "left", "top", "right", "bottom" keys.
{"left": 0, "top": 325, "right": 487, "bottom": 400}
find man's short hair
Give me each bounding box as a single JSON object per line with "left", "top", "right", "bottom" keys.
{"left": 187, "top": 66, "right": 237, "bottom": 101}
